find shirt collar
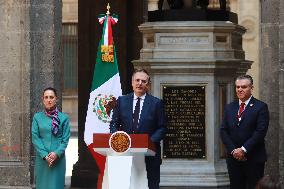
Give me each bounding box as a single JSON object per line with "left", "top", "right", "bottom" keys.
{"left": 133, "top": 93, "right": 146, "bottom": 100}
{"left": 239, "top": 95, "right": 252, "bottom": 106}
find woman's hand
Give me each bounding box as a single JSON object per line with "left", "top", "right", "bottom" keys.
{"left": 46, "top": 152, "right": 58, "bottom": 167}
{"left": 44, "top": 155, "right": 53, "bottom": 167}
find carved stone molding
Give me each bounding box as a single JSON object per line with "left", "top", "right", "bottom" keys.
{"left": 240, "top": 16, "right": 257, "bottom": 40}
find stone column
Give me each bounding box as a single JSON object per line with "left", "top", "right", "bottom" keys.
{"left": 260, "top": 0, "right": 283, "bottom": 184}
{"left": 133, "top": 21, "right": 251, "bottom": 188}
{"left": 280, "top": 0, "right": 284, "bottom": 186}
{"left": 0, "top": 1, "right": 31, "bottom": 188}
{"left": 30, "top": 0, "right": 63, "bottom": 185}
{"left": 30, "top": 0, "right": 63, "bottom": 111}
{"left": 0, "top": 1, "right": 62, "bottom": 188}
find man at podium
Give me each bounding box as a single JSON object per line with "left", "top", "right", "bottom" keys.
{"left": 110, "top": 68, "right": 167, "bottom": 189}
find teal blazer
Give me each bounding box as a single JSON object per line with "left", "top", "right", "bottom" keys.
{"left": 32, "top": 111, "right": 70, "bottom": 189}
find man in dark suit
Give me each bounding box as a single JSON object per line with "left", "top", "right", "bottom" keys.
{"left": 220, "top": 75, "right": 269, "bottom": 189}
{"left": 110, "top": 68, "right": 167, "bottom": 189}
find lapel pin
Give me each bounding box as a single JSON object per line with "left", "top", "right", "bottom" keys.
{"left": 250, "top": 103, "right": 253, "bottom": 107}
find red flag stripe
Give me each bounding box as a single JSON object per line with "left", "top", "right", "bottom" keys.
{"left": 88, "top": 143, "right": 106, "bottom": 189}
{"left": 107, "top": 16, "right": 113, "bottom": 45}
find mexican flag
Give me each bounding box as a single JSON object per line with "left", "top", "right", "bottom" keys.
{"left": 84, "top": 12, "right": 121, "bottom": 189}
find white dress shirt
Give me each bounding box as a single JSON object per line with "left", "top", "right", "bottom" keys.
{"left": 238, "top": 95, "right": 253, "bottom": 153}
{"left": 132, "top": 93, "right": 146, "bottom": 122}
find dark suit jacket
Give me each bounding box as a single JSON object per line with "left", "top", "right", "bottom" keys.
{"left": 110, "top": 92, "right": 167, "bottom": 158}
{"left": 220, "top": 96, "right": 269, "bottom": 162}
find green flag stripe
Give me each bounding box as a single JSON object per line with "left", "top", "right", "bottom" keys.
{"left": 112, "top": 14, "right": 118, "bottom": 19}
{"left": 91, "top": 41, "right": 119, "bottom": 91}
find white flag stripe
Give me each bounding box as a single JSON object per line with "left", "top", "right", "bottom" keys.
{"left": 112, "top": 17, "right": 118, "bottom": 23}
{"left": 103, "top": 18, "right": 109, "bottom": 46}
{"left": 84, "top": 73, "right": 122, "bottom": 145}
{"left": 98, "top": 16, "right": 106, "bottom": 24}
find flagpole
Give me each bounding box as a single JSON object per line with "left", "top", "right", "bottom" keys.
{"left": 106, "top": 3, "right": 110, "bottom": 15}
{"left": 84, "top": 3, "right": 121, "bottom": 189}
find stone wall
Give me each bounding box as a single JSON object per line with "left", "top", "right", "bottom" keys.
{"left": 61, "top": 0, "right": 78, "bottom": 134}
{"left": 279, "top": 0, "right": 284, "bottom": 186}
{"left": 0, "top": 1, "right": 31, "bottom": 187}
{"left": 30, "top": 0, "right": 63, "bottom": 183}
{"left": 260, "top": 0, "right": 284, "bottom": 186}
{"left": 230, "top": 0, "right": 260, "bottom": 98}
{"left": 0, "top": 0, "right": 62, "bottom": 188}
{"left": 30, "top": 0, "right": 62, "bottom": 110}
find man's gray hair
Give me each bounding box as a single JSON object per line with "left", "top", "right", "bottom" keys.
{"left": 132, "top": 68, "right": 151, "bottom": 83}
{"left": 235, "top": 75, "right": 253, "bottom": 85}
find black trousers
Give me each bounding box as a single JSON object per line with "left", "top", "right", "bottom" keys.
{"left": 226, "top": 157, "right": 265, "bottom": 189}
{"left": 145, "top": 156, "right": 161, "bottom": 189}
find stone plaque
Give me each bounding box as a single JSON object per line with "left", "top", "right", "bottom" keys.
{"left": 163, "top": 86, "right": 206, "bottom": 159}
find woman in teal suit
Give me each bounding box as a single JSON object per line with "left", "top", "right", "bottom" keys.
{"left": 32, "top": 87, "right": 71, "bottom": 189}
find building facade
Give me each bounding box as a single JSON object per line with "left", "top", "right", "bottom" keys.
{"left": 0, "top": 0, "right": 283, "bottom": 188}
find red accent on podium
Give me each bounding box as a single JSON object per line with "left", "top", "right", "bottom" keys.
{"left": 92, "top": 133, "right": 156, "bottom": 189}
{"left": 93, "top": 133, "right": 156, "bottom": 153}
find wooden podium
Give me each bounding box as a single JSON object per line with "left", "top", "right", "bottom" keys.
{"left": 93, "top": 133, "right": 156, "bottom": 189}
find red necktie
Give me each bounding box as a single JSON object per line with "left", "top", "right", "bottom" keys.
{"left": 238, "top": 102, "right": 245, "bottom": 118}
